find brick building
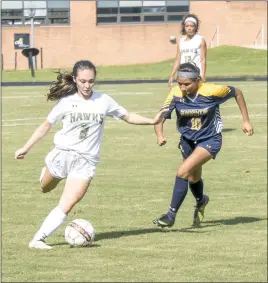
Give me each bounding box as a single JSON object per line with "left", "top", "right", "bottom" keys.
{"left": 1, "top": 0, "right": 267, "bottom": 70}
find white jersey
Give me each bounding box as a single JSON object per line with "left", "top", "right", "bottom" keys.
{"left": 47, "top": 91, "right": 128, "bottom": 166}
{"left": 179, "top": 34, "right": 204, "bottom": 74}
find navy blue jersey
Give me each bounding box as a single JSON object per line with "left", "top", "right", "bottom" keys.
{"left": 161, "top": 83, "right": 236, "bottom": 141}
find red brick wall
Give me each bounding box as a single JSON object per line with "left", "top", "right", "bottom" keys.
{"left": 1, "top": 1, "right": 267, "bottom": 70}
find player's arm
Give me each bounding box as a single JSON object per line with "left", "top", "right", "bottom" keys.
{"left": 234, "top": 87, "right": 254, "bottom": 136}
{"left": 168, "top": 41, "right": 181, "bottom": 87}
{"left": 154, "top": 88, "right": 177, "bottom": 146}
{"left": 200, "top": 38, "right": 207, "bottom": 82}
{"left": 14, "top": 120, "right": 53, "bottom": 159}
{"left": 121, "top": 109, "right": 168, "bottom": 125}
{"left": 154, "top": 117, "right": 167, "bottom": 146}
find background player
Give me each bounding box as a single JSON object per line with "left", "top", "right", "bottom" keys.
{"left": 168, "top": 14, "right": 207, "bottom": 86}
{"left": 154, "top": 62, "right": 254, "bottom": 228}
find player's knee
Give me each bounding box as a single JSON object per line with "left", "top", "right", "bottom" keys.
{"left": 177, "top": 168, "right": 189, "bottom": 179}
{"left": 40, "top": 184, "right": 50, "bottom": 193}
{"left": 60, "top": 201, "right": 76, "bottom": 214}
{"left": 40, "top": 182, "right": 56, "bottom": 193}
{"left": 188, "top": 176, "right": 200, "bottom": 183}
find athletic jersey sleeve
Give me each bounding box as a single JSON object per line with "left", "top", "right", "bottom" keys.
{"left": 47, "top": 100, "right": 65, "bottom": 125}
{"left": 218, "top": 86, "right": 236, "bottom": 103}
{"left": 161, "top": 87, "right": 178, "bottom": 109}
{"left": 106, "top": 95, "right": 128, "bottom": 119}
{"left": 211, "top": 85, "right": 236, "bottom": 104}
{"left": 161, "top": 86, "right": 181, "bottom": 119}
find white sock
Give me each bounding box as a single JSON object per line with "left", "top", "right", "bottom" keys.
{"left": 32, "top": 206, "right": 67, "bottom": 241}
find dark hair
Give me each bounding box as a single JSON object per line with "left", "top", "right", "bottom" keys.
{"left": 180, "top": 14, "right": 200, "bottom": 35}
{"left": 178, "top": 62, "right": 201, "bottom": 80}
{"left": 47, "top": 60, "right": 97, "bottom": 101}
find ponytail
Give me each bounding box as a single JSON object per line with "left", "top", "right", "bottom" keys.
{"left": 47, "top": 71, "right": 77, "bottom": 101}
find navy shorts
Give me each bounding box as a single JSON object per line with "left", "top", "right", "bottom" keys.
{"left": 178, "top": 134, "right": 222, "bottom": 159}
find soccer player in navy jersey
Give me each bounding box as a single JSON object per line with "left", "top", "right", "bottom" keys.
{"left": 153, "top": 62, "right": 254, "bottom": 228}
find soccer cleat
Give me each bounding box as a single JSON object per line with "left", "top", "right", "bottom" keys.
{"left": 29, "top": 240, "right": 52, "bottom": 250}
{"left": 153, "top": 213, "right": 175, "bottom": 228}
{"left": 193, "top": 195, "right": 209, "bottom": 226}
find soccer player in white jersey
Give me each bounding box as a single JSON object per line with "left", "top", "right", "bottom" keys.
{"left": 168, "top": 14, "right": 207, "bottom": 86}
{"left": 14, "top": 60, "right": 168, "bottom": 250}
{"left": 153, "top": 62, "right": 254, "bottom": 228}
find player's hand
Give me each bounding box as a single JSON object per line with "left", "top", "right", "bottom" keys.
{"left": 14, "top": 148, "right": 28, "bottom": 159}
{"left": 153, "top": 109, "right": 169, "bottom": 125}
{"left": 157, "top": 136, "right": 167, "bottom": 146}
{"left": 168, "top": 77, "right": 174, "bottom": 88}
{"left": 242, "top": 121, "right": 254, "bottom": 136}
{"left": 202, "top": 75, "right": 207, "bottom": 83}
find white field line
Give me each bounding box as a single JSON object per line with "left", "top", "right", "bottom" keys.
{"left": 147, "top": 83, "right": 267, "bottom": 90}
{"left": 2, "top": 91, "right": 153, "bottom": 99}
{"left": 2, "top": 112, "right": 266, "bottom": 123}
{"left": 2, "top": 95, "right": 45, "bottom": 99}
{"left": 4, "top": 103, "right": 265, "bottom": 121}
{"left": 221, "top": 104, "right": 267, "bottom": 108}
{"left": 3, "top": 123, "right": 44, "bottom": 127}
{"left": 2, "top": 113, "right": 266, "bottom": 127}
{"left": 2, "top": 117, "right": 45, "bottom": 122}
{"left": 3, "top": 81, "right": 267, "bottom": 98}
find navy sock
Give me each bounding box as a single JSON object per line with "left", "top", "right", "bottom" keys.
{"left": 189, "top": 179, "right": 204, "bottom": 202}
{"left": 167, "top": 176, "right": 189, "bottom": 220}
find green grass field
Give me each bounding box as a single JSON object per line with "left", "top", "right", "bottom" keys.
{"left": 2, "top": 46, "right": 267, "bottom": 82}
{"left": 2, "top": 81, "right": 267, "bottom": 282}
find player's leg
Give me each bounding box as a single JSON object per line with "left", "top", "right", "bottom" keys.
{"left": 153, "top": 146, "right": 212, "bottom": 228}
{"left": 29, "top": 153, "right": 95, "bottom": 249}
{"left": 187, "top": 134, "right": 222, "bottom": 226}
{"left": 188, "top": 166, "right": 203, "bottom": 201}
{"left": 58, "top": 177, "right": 91, "bottom": 214}
{"left": 188, "top": 167, "right": 209, "bottom": 226}
{"left": 39, "top": 167, "right": 61, "bottom": 193}
{"left": 29, "top": 178, "right": 91, "bottom": 249}
{"left": 39, "top": 148, "right": 66, "bottom": 193}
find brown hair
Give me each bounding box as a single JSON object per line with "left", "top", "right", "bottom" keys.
{"left": 47, "top": 60, "right": 97, "bottom": 101}
{"left": 180, "top": 14, "right": 200, "bottom": 35}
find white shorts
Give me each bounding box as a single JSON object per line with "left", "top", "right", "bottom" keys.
{"left": 45, "top": 148, "right": 96, "bottom": 181}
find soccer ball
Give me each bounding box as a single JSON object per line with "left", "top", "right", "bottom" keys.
{"left": 64, "top": 219, "right": 95, "bottom": 247}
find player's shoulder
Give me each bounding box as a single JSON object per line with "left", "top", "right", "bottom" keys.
{"left": 57, "top": 93, "right": 77, "bottom": 104}
{"left": 92, "top": 91, "right": 110, "bottom": 100}
{"left": 194, "top": 34, "right": 204, "bottom": 40}
{"left": 198, "top": 83, "right": 232, "bottom": 97}
{"left": 169, "top": 85, "right": 183, "bottom": 98}
{"left": 179, "top": 36, "right": 187, "bottom": 43}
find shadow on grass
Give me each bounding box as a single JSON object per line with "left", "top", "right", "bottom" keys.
{"left": 95, "top": 228, "right": 181, "bottom": 242}
{"left": 178, "top": 216, "right": 267, "bottom": 232}
{"left": 50, "top": 241, "right": 102, "bottom": 248}
{"left": 50, "top": 228, "right": 179, "bottom": 246}
{"left": 94, "top": 225, "right": 211, "bottom": 241}
{"left": 202, "top": 216, "right": 267, "bottom": 226}
{"left": 222, "top": 128, "right": 236, "bottom": 132}
{"left": 50, "top": 216, "right": 266, "bottom": 245}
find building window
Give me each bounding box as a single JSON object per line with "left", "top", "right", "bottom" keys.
{"left": 168, "top": 15, "right": 184, "bottom": 22}
{"left": 144, "top": 15, "right": 165, "bottom": 22}
{"left": 97, "top": 16, "right": 118, "bottom": 24}
{"left": 120, "top": 7, "right": 142, "bottom": 14}
{"left": 1, "top": 0, "right": 70, "bottom": 26}
{"left": 97, "top": 0, "right": 189, "bottom": 25}
{"left": 120, "top": 16, "right": 141, "bottom": 23}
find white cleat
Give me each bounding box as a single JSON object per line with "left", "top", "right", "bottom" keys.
{"left": 29, "top": 240, "right": 52, "bottom": 250}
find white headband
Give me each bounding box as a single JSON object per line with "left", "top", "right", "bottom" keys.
{"left": 177, "top": 71, "right": 199, "bottom": 79}
{"left": 184, "top": 17, "right": 197, "bottom": 25}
